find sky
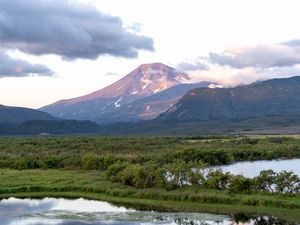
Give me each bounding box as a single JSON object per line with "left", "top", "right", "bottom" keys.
{"left": 1, "top": 0, "right": 300, "bottom": 108}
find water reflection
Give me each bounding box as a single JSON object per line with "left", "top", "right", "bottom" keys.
{"left": 232, "top": 213, "right": 298, "bottom": 225}
{"left": 0, "top": 198, "right": 297, "bottom": 225}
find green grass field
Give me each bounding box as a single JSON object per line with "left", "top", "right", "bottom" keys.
{"left": 0, "top": 136, "right": 299, "bottom": 222}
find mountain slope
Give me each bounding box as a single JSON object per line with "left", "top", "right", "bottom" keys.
{"left": 0, "top": 105, "right": 56, "bottom": 123}
{"left": 53, "top": 62, "right": 189, "bottom": 105}
{"left": 92, "top": 82, "right": 213, "bottom": 123}
{"left": 41, "top": 63, "right": 190, "bottom": 122}
{"left": 159, "top": 76, "right": 300, "bottom": 122}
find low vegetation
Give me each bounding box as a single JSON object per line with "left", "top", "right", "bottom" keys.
{"left": 0, "top": 135, "right": 299, "bottom": 222}
{"left": 0, "top": 136, "right": 300, "bottom": 170}
{"left": 108, "top": 160, "right": 299, "bottom": 193}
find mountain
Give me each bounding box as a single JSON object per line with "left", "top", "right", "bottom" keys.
{"left": 92, "top": 82, "right": 213, "bottom": 123}
{"left": 159, "top": 76, "right": 300, "bottom": 122}
{"left": 93, "top": 76, "right": 300, "bottom": 135}
{"left": 41, "top": 63, "right": 192, "bottom": 122}
{"left": 0, "top": 105, "right": 56, "bottom": 123}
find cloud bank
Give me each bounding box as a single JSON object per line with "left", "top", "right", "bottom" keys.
{"left": 0, "top": 0, "right": 154, "bottom": 60}
{"left": 209, "top": 43, "right": 300, "bottom": 68}
{"left": 0, "top": 52, "right": 53, "bottom": 78}
{"left": 178, "top": 40, "right": 300, "bottom": 86}
{"left": 177, "top": 61, "right": 208, "bottom": 71}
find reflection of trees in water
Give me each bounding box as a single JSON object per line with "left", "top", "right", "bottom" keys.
{"left": 169, "top": 215, "right": 296, "bottom": 225}
{"left": 172, "top": 214, "right": 297, "bottom": 225}
{"left": 174, "top": 218, "right": 210, "bottom": 225}
{"left": 233, "top": 213, "right": 297, "bottom": 225}
{"left": 253, "top": 216, "right": 295, "bottom": 225}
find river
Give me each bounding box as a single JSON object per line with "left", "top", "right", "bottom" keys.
{"left": 219, "top": 158, "right": 300, "bottom": 178}
{"left": 0, "top": 197, "right": 295, "bottom": 225}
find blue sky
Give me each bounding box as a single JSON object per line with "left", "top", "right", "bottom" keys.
{"left": 1, "top": 0, "right": 300, "bottom": 108}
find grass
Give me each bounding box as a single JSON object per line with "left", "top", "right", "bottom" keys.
{"left": 0, "top": 136, "right": 300, "bottom": 170}
{"left": 0, "top": 169, "right": 300, "bottom": 222}
{"left": 0, "top": 136, "right": 299, "bottom": 223}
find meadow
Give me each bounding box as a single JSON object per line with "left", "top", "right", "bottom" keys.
{"left": 0, "top": 135, "right": 299, "bottom": 222}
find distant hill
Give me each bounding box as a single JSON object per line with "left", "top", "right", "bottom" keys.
{"left": 159, "top": 76, "right": 300, "bottom": 122}
{"left": 0, "top": 105, "right": 56, "bottom": 123}
{"left": 96, "top": 115, "right": 300, "bottom": 135}
{"left": 0, "top": 120, "right": 100, "bottom": 135}
{"left": 0, "top": 104, "right": 100, "bottom": 135}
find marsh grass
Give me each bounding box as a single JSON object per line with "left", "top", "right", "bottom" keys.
{"left": 0, "top": 169, "right": 300, "bottom": 222}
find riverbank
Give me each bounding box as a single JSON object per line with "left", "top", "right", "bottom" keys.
{"left": 0, "top": 136, "right": 299, "bottom": 222}
{"left": 0, "top": 169, "right": 299, "bottom": 222}
{"left": 1, "top": 191, "right": 300, "bottom": 223}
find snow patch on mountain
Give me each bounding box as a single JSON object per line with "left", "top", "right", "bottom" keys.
{"left": 153, "top": 89, "right": 161, "bottom": 93}
{"left": 175, "top": 75, "right": 189, "bottom": 83}
{"left": 114, "top": 97, "right": 123, "bottom": 107}
{"left": 208, "top": 84, "right": 223, "bottom": 89}
{"left": 142, "top": 82, "right": 151, "bottom": 90}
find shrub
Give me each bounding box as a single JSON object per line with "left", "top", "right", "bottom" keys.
{"left": 204, "top": 169, "right": 232, "bottom": 190}
{"left": 229, "top": 175, "right": 252, "bottom": 193}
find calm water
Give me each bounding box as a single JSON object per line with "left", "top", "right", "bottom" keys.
{"left": 219, "top": 158, "right": 300, "bottom": 178}
{"left": 0, "top": 197, "right": 234, "bottom": 225}
{"left": 0, "top": 197, "right": 288, "bottom": 225}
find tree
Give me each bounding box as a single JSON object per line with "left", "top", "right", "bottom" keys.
{"left": 205, "top": 169, "right": 232, "bottom": 190}
{"left": 165, "top": 160, "right": 190, "bottom": 188}
{"left": 115, "top": 162, "right": 165, "bottom": 189}
{"left": 275, "top": 170, "right": 300, "bottom": 194}
{"left": 254, "top": 170, "right": 276, "bottom": 193}
{"left": 188, "top": 160, "right": 208, "bottom": 186}
{"left": 82, "top": 154, "right": 104, "bottom": 170}
{"left": 106, "top": 161, "right": 129, "bottom": 182}
{"left": 229, "top": 175, "right": 252, "bottom": 193}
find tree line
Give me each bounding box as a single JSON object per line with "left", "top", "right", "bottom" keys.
{"left": 106, "top": 160, "right": 300, "bottom": 194}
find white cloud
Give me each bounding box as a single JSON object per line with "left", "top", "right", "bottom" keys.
{"left": 176, "top": 61, "right": 209, "bottom": 71}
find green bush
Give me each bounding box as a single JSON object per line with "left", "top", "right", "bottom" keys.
{"left": 229, "top": 175, "right": 252, "bottom": 193}
{"left": 204, "top": 169, "right": 232, "bottom": 190}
